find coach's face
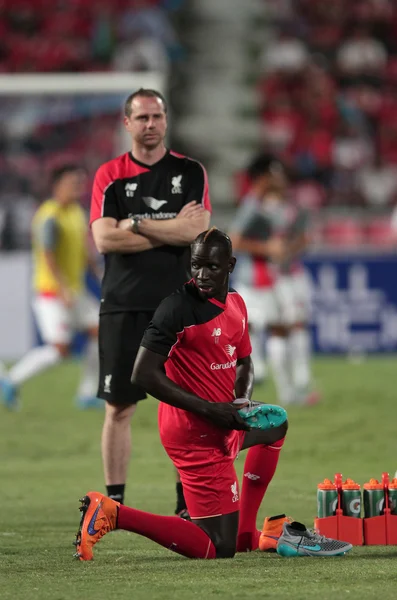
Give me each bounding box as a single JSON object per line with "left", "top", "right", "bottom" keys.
{"left": 191, "top": 244, "right": 236, "bottom": 303}
{"left": 124, "top": 96, "right": 167, "bottom": 150}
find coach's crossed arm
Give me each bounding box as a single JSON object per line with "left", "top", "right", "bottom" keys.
{"left": 91, "top": 217, "right": 163, "bottom": 254}
{"left": 137, "top": 201, "right": 211, "bottom": 246}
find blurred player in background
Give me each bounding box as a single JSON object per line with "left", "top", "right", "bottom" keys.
{"left": 0, "top": 165, "right": 101, "bottom": 410}
{"left": 229, "top": 154, "right": 318, "bottom": 405}
{"left": 90, "top": 88, "right": 211, "bottom": 515}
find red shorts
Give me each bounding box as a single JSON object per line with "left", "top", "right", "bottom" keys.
{"left": 164, "top": 430, "right": 246, "bottom": 519}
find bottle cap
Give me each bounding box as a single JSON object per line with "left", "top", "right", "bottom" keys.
{"left": 318, "top": 478, "right": 337, "bottom": 490}
{"left": 342, "top": 478, "right": 361, "bottom": 490}
{"left": 364, "top": 478, "right": 383, "bottom": 490}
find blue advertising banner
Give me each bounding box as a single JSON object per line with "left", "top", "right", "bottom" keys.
{"left": 304, "top": 254, "right": 397, "bottom": 354}
{"left": 42, "top": 255, "right": 397, "bottom": 356}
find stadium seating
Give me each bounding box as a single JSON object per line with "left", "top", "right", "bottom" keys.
{"left": 252, "top": 2, "right": 397, "bottom": 207}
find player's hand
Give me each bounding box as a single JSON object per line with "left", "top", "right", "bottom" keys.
{"left": 60, "top": 287, "right": 74, "bottom": 308}
{"left": 177, "top": 201, "right": 205, "bottom": 219}
{"left": 203, "top": 402, "right": 251, "bottom": 431}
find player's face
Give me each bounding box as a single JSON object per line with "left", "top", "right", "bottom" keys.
{"left": 124, "top": 96, "right": 167, "bottom": 150}
{"left": 191, "top": 244, "right": 236, "bottom": 303}
{"left": 55, "top": 170, "right": 86, "bottom": 205}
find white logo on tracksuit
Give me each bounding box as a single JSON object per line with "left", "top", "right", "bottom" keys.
{"left": 125, "top": 183, "right": 138, "bottom": 197}
{"left": 171, "top": 175, "right": 182, "bottom": 194}
{"left": 104, "top": 374, "right": 112, "bottom": 393}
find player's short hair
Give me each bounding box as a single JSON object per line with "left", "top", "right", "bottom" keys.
{"left": 51, "top": 164, "right": 84, "bottom": 187}
{"left": 247, "top": 153, "right": 284, "bottom": 181}
{"left": 192, "top": 227, "right": 232, "bottom": 258}
{"left": 124, "top": 88, "right": 168, "bottom": 117}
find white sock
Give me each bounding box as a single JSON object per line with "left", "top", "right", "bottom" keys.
{"left": 77, "top": 337, "right": 99, "bottom": 399}
{"left": 266, "top": 335, "right": 294, "bottom": 405}
{"left": 289, "top": 328, "right": 311, "bottom": 391}
{"left": 249, "top": 326, "right": 267, "bottom": 382}
{"left": 9, "top": 345, "right": 62, "bottom": 386}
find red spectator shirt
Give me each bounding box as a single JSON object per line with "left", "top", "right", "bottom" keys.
{"left": 141, "top": 281, "right": 252, "bottom": 449}
{"left": 90, "top": 150, "right": 211, "bottom": 312}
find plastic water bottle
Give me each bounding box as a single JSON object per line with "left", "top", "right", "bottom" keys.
{"left": 363, "top": 479, "right": 384, "bottom": 518}
{"left": 342, "top": 479, "right": 361, "bottom": 518}
{"left": 317, "top": 479, "right": 338, "bottom": 517}
{"left": 388, "top": 478, "right": 397, "bottom": 515}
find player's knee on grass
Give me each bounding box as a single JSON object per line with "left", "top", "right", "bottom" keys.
{"left": 210, "top": 532, "right": 237, "bottom": 559}
{"left": 215, "top": 541, "right": 236, "bottom": 559}
{"left": 196, "top": 513, "right": 238, "bottom": 559}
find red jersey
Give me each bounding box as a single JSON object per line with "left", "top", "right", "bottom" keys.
{"left": 140, "top": 281, "right": 252, "bottom": 449}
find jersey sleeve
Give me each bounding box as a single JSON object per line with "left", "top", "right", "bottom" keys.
{"left": 90, "top": 164, "right": 119, "bottom": 225}
{"left": 236, "top": 298, "right": 252, "bottom": 359}
{"left": 183, "top": 160, "right": 212, "bottom": 212}
{"left": 140, "top": 294, "right": 184, "bottom": 357}
{"left": 39, "top": 217, "right": 59, "bottom": 250}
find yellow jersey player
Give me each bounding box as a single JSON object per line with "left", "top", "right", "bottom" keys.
{"left": 0, "top": 165, "right": 101, "bottom": 410}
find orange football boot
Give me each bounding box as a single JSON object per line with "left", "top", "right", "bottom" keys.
{"left": 74, "top": 492, "right": 119, "bottom": 561}
{"left": 259, "top": 514, "right": 292, "bottom": 552}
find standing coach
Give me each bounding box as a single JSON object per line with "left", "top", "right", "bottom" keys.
{"left": 90, "top": 88, "right": 211, "bottom": 515}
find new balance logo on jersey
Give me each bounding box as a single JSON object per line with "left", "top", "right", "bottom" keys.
{"left": 212, "top": 327, "right": 221, "bottom": 344}
{"left": 171, "top": 175, "right": 182, "bottom": 194}
{"left": 125, "top": 183, "right": 138, "bottom": 197}
{"left": 104, "top": 374, "right": 112, "bottom": 394}
{"left": 244, "top": 472, "right": 260, "bottom": 481}
{"left": 142, "top": 197, "right": 168, "bottom": 211}
{"left": 225, "top": 344, "right": 236, "bottom": 357}
{"left": 231, "top": 482, "right": 239, "bottom": 503}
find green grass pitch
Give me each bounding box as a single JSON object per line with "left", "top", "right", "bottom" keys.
{"left": 1, "top": 357, "right": 396, "bottom": 599}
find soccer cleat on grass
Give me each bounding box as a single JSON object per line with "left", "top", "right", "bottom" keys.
{"left": 0, "top": 377, "right": 19, "bottom": 410}
{"left": 259, "top": 514, "right": 292, "bottom": 552}
{"left": 277, "top": 521, "right": 353, "bottom": 557}
{"left": 73, "top": 492, "right": 118, "bottom": 560}
{"left": 234, "top": 399, "right": 287, "bottom": 430}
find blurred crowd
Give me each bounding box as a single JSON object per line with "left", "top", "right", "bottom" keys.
{"left": 0, "top": 0, "right": 184, "bottom": 250}
{"left": 0, "top": 0, "right": 183, "bottom": 73}
{"left": 251, "top": 0, "right": 397, "bottom": 213}
{"left": 2, "top": 0, "right": 397, "bottom": 250}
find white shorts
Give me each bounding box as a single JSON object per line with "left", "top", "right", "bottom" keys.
{"left": 32, "top": 292, "right": 99, "bottom": 345}
{"left": 275, "top": 271, "right": 311, "bottom": 325}
{"left": 236, "top": 270, "right": 311, "bottom": 328}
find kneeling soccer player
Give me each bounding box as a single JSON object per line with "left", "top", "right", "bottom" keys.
{"left": 74, "top": 228, "right": 351, "bottom": 560}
